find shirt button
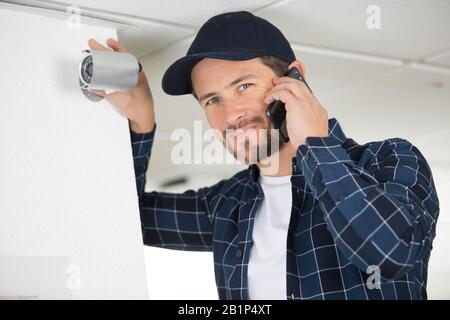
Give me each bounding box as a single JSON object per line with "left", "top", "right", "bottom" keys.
{"left": 304, "top": 153, "right": 310, "bottom": 161}
{"left": 236, "top": 250, "right": 242, "bottom": 258}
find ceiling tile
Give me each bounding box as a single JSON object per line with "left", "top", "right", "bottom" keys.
{"left": 293, "top": 49, "right": 395, "bottom": 93}
{"left": 118, "top": 26, "right": 192, "bottom": 58}
{"left": 42, "top": 0, "right": 276, "bottom": 26}
{"left": 426, "top": 51, "right": 450, "bottom": 68}
{"left": 258, "top": 0, "right": 450, "bottom": 60}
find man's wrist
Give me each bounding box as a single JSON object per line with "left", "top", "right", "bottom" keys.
{"left": 129, "top": 119, "right": 155, "bottom": 134}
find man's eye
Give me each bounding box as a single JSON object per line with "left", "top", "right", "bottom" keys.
{"left": 206, "top": 96, "right": 219, "bottom": 106}
{"left": 239, "top": 83, "right": 253, "bottom": 91}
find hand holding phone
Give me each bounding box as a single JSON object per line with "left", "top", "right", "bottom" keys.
{"left": 266, "top": 67, "right": 313, "bottom": 143}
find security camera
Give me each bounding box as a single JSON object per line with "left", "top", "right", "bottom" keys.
{"left": 79, "top": 49, "right": 142, "bottom": 101}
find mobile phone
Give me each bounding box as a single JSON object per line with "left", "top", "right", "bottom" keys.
{"left": 266, "top": 67, "right": 312, "bottom": 143}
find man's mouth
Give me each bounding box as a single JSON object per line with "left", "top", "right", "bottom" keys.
{"left": 223, "top": 117, "right": 267, "bottom": 140}
{"left": 240, "top": 123, "right": 259, "bottom": 133}
{"left": 230, "top": 123, "right": 261, "bottom": 138}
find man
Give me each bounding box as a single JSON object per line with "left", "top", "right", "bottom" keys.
{"left": 89, "top": 11, "right": 439, "bottom": 300}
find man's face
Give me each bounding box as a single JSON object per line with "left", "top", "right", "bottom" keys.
{"left": 191, "top": 58, "right": 283, "bottom": 164}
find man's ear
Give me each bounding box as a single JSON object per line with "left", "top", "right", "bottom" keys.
{"left": 288, "top": 60, "right": 306, "bottom": 78}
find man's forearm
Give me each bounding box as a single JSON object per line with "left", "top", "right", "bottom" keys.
{"left": 296, "top": 136, "right": 438, "bottom": 280}
{"left": 130, "top": 123, "right": 156, "bottom": 199}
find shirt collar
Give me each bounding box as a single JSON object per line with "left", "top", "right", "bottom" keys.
{"left": 248, "top": 118, "right": 347, "bottom": 181}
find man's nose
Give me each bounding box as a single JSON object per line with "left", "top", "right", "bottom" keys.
{"left": 223, "top": 99, "right": 247, "bottom": 128}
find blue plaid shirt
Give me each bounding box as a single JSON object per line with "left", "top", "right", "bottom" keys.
{"left": 130, "top": 118, "right": 439, "bottom": 300}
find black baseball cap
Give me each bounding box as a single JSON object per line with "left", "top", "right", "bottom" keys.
{"left": 161, "top": 11, "right": 296, "bottom": 96}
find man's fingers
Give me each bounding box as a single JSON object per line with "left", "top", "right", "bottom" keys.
{"left": 88, "top": 89, "right": 106, "bottom": 97}
{"left": 106, "top": 38, "right": 127, "bottom": 52}
{"left": 266, "top": 82, "right": 304, "bottom": 100}
{"left": 88, "top": 38, "right": 112, "bottom": 51}
{"left": 87, "top": 38, "right": 127, "bottom": 53}
{"left": 264, "top": 89, "right": 297, "bottom": 106}
{"left": 272, "top": 77, "right": 313, "bottom": 98}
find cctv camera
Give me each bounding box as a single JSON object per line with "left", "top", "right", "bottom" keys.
{"left": 79, "top": 49, "right": 142, "bottom": 93}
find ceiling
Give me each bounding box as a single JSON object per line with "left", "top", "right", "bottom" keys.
{"left": 2, "top": 0, "right": 450, "bottom": 189}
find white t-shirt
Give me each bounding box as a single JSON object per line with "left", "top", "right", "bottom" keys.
{"left": 248, "top": 174, "right": 292, "bottom": 300}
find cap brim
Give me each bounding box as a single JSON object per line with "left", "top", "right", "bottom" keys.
{"left": 161, "top": 49, "right": 266, "bottom": 96}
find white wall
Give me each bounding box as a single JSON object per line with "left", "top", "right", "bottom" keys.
{"left": 427, "top": 166, "right": 450, "bottom": 299}
{"left": 0, "top": 7, "right": 148, "bottom": 299}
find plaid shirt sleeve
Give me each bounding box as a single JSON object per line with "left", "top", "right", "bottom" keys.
{"left": 129, "top": 124, "right": 223, "bottom": 252}
{"left": 297, "top": 132, "right": 439, "bottom": 281}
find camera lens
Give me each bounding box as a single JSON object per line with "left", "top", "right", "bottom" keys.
{"left": 86, "top": 62, "right": 93, "bottom": 77}
{"left": 80, "top": 55, "right": 93, "bottom": 83}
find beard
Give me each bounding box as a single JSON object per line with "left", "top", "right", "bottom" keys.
{"left": 222, "top": 116, "right": 286, "bottom": 165}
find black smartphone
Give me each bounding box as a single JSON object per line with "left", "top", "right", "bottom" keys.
{"left": 266, "top": 67, "right": 313, "bottom": 143}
